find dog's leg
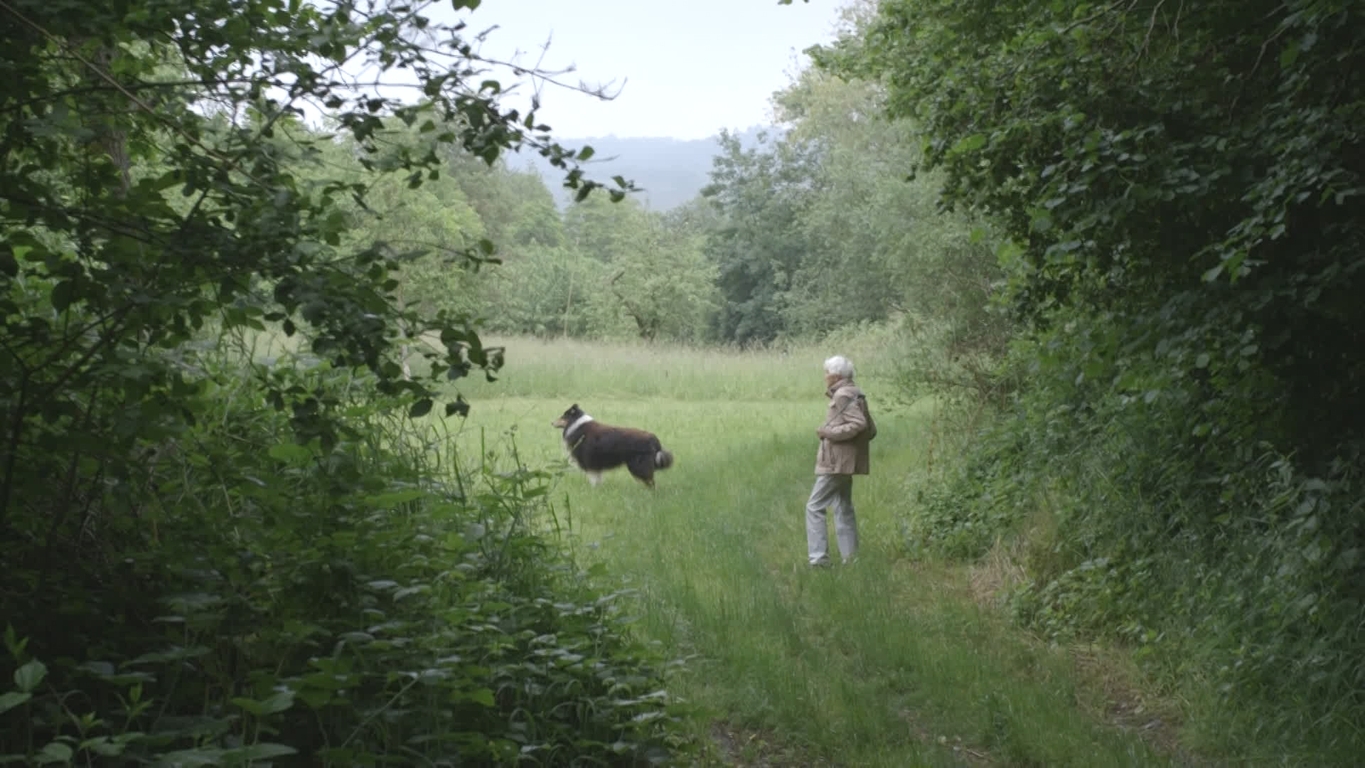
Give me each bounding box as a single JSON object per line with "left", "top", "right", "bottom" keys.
{"left": 626, "top": 456, "right": 655, "bottom": 488}
{"left": 586, "top": 471, "right": 603, "bottom": 487}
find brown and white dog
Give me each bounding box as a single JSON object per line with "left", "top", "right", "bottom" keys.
{"left": 551, "top": 404, "right": 674, "bottom": 488}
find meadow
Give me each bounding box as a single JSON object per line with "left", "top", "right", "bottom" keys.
{"left": 429, "top": 336, "right": 1187, "bottom": 767}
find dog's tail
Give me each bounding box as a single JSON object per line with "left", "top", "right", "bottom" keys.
{"left": 655, "top": 449, "right": 674, "bottom": 470}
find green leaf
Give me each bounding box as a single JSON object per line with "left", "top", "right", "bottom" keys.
{"left": 0, "top": 692, "right": 31, "bottom": 715}
{"left": 14, "top": 660, "right": 46, "bottom": 693}
{"left": 231, "top": 690, "right": 294, "bottom": 716}
{"left": 150, "top": 747, "right": 225, "bottom": 766}
{"left": 953, "top": 133, "right": 987, "bottom": 153}
{"left": 1279, "top": 42, "right": 1300, "bottom": 69}
{"left": 297, "top": 687, "right": 334, "bottom": 709}
{"left": 408, "top": 398, "right": 433, "bottom": 418}
{"left": 50, "top": 281, "right": 76, "bottom": 312}
{"left": 1, "top": 630, "right": 23, "bottom": 668}
{"left": 394, "top": 584, "right": 431, "bottom": 600}
{"left": 230, "top": 743, "right": 298, "bottom": 760}
{"left": 79, "top": 736, "right": 125, "bottom": 757}
{"left": 34, "top": 741, "right": 72, "bottom": 765}
{"left": 231, "top": 696, "right": 264, "bottom": 716}
{"left": 1303, "top": 478, "right": 1329, "bottom": 493}
{"left": 362, "top": 489, "right": 425, "bottom": 508}
{"left": 258, "top": 691, "right": 295, "bottom": 715}
{"left": 267, "top": 442, "right": 312, "bottom": 464}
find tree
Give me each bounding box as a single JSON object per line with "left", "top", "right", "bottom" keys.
{"left": 597, "top": 211, "right": 718, "bottom": 342}
{"left": 819, "top": 0, "right": 1365, "bottom": 458}
{"left": 0, "top": 1, "right": 698, "bottom": 763}
{"left": 701, "top": 129, "right": 816, "bottom": 344}
{"left": 323, "top": 120, "right": 490, "bottom": 321}
{"left": 0, "top": 0, "right": 631, "bottom": 476}
{"left": 563, "top": 188, "right": 653, "bottom": 261}
{"left": 776, "top": 64, "right": 997, "bottom": 344}
{"left": 443, "top": 148, "right": 566, "bottom": 253}
{"left": 812, "top": 0, "right": 1365, "bottom": 753}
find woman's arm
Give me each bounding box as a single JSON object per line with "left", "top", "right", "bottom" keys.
{"left": 820, "top": 393, "right": 868, "bottom": 442}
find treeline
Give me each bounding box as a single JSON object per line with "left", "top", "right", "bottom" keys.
{"left": 807, "top": 0, "right": 1365, "bottom": 762}
{"left": 292, "top": 43, "right": 1000, "bottom": 357}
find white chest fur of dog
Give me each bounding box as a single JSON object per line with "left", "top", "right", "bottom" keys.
{"left": 560, "top": 413, "right": 601, "bottom": 485}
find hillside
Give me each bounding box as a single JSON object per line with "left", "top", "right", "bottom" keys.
{"left": 509, "top": 125, "right": 776, "bottom": 211}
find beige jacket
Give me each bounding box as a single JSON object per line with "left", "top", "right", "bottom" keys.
{"left": 815, "top": 378, "right": 874, "bottom": 475}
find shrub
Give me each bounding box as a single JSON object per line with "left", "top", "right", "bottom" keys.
{"left": 903, "top": 309, "right": 1365, "bottom": 760}
{"left": 0, "top": 348, "right": 692, "bottom": 766}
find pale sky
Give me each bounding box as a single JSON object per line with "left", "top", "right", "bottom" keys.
{"left": 431, "top": 0, "right": 847, "bottom": 140}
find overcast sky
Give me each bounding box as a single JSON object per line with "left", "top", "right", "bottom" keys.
{"left": 429, "top": 0, "right": 845, "bottom": 140}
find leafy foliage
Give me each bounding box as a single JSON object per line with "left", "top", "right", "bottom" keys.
{"left": 695, "top": 49, "right": 1006, "bottom": 367}
{"left": 817, "top": 0, "right": 1365, "bottom": 757}
{"left": 477, "top": 193, "right": 717, "bottom": 342}
{"left": 0, "top": 0, "right": 690, "bottom": 763}
{"left": 0, "top": 353, "right": 689, "bottom": 765}
{"left": 701, "top": 129, "right": 818, "bottom": 344}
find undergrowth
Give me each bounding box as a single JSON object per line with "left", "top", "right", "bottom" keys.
{"left": 0, "top": 343, "right": 692, "bottom": 766}
{"left": 898, "top": 311, "right": 1365, "bottom": 765}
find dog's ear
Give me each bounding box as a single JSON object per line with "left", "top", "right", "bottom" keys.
{"left": 570, "top": 403, "right": 579, "bottom": 410}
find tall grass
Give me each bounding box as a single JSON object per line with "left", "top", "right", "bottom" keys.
{"left": 235, "top": 324, "right": 904, "bottom": 402}
{"left": 450, "top": 334, "right": 902, "bottom": 402}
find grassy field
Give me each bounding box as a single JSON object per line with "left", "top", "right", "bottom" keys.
{"left": 427, "top": 337, "right": 1184, "bottom": 767}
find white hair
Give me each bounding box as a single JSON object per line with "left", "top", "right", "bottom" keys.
{"left": 823, "top": 355, "right": 855, "bottom": 380}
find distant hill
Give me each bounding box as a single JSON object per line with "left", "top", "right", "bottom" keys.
{"left": 508, "top": 125, "right": 777, "bottom": 211}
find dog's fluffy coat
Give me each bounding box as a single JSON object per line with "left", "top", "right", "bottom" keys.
{"left": 551, "top": 404, "right": 674, "bottom": 487}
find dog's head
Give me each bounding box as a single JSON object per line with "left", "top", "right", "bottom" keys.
{"left": 551, "top": 403, "right": 585, "bottom": 430}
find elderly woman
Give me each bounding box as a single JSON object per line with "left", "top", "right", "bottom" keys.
{"left": 806, "top": 355, "right": 876, "bottom": 567}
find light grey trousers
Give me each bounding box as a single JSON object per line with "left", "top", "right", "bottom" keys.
{"left": 805, "top": 473, "right": 858, "bottom": 565}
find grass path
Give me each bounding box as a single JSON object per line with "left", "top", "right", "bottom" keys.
{"left": 443, "top": 394, "right": 1186, "bottom": 767}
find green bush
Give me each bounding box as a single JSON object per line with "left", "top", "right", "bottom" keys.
{"left": 0, "top": 350, "right": 692, "bottom": 766}
{"left": 904, "top": 308, "right": 1365, "bottom": 760}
